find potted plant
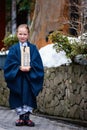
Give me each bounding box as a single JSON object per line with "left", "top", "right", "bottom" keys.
{"left": 2, "top": 33, "right": 18, "bottom": 49}
{"left": 0, "top": 33, "right": 18, "bottom": 69}
{"left": 48, "top": 31, "right": 87, "bottom": 64}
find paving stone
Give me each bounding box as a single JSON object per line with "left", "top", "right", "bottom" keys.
{"left": 0, "top": 107, "right": 86, "bottom": 130}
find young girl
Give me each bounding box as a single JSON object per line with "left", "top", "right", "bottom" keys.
{"left": 4, "top": 24, "right": 44, "bottom": 127}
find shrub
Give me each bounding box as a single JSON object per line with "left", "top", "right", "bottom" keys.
{"left": 49, "top": 31, "right": 87, "bottom": 60}
{"left": 2, "top": 33, "right": 18, "bottom": 49}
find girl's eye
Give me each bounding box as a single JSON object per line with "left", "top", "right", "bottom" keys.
{"left": 19, "top": 33, "right": 27, "bottom": 35}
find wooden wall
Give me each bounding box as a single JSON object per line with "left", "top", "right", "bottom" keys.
{"left": 0, "top": 1, "right": 5, "bottom": 50}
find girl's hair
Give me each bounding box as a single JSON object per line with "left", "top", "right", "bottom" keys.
{"left": 17, "top": 24, "right": 30, "bottom": 33}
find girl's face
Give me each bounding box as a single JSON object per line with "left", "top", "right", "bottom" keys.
{"left": 17, "top": 27, "right": 29, "bottom": 43}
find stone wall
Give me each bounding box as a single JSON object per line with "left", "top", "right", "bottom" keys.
{"left": 0, "top": 64, "right": 87, "bottom": 122}
{"left": 37, "top": 64, "right": 87, "bottom": 122}
{"left": 0, "top": 69, "right": 9, "bottom": 106}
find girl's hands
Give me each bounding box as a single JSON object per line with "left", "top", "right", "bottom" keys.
{"left": 20, "top": 66, "right": 31, "bottom": 72}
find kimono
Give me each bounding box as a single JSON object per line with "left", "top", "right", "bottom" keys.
{"left": 4, "top": 42, "right": 44, "bottom": 109}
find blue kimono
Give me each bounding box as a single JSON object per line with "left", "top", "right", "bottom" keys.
{"left": 4, "top": 42, "right": 44, "bottom": 109}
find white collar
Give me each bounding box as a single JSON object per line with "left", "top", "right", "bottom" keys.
{"left": 20, "top": 42, "right": 27, "bottom": 47}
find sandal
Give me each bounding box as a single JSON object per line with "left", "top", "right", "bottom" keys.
{"left": 15, "top": 119, "right": 25, "bottom": 126}
{"left": 25, "top": 119, "right": 35, "bottom": 127}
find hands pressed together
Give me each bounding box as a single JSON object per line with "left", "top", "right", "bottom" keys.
{"left": 20, "top": 66, "right": 31, "bottom": 72}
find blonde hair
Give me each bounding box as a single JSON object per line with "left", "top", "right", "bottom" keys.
{"left": 17, "top": 24, "right": 30, "bottom": 33}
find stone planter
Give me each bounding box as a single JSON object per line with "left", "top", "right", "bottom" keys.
{"left": 0, "top": 54, "right": 7, "bottom": 69}
{"left": 0, "top": 51, "right": 8, "bottom": 69}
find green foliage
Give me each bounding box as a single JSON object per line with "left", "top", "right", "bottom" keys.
{"left": 6, "top": 0, "right": 11, "bottom": 23}
{"left": 16, "top": 0, "right": 35, "bottom": 13}
{"left": 2, "top": 33, "right": 18, "bottom": 49}
{"left": 49, "top": 31, "right": 87, "bottom": 60}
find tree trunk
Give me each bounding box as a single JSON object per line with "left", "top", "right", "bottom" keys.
{"left": 12, "top": 0, "right": 16, "bottom": 34}
{"left": 30, "top": 0, "right": 69, "bottom": 49}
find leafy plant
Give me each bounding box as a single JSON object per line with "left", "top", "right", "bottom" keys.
{"left": 2, "top": 33, "right": 18, "bottom": 49}
{"left": 48, "top": 31, "right": 87, "bottom": 60}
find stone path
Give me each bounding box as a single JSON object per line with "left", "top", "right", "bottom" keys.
{"left": 0, "top": 106, "right": 86, "bottom": 130}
